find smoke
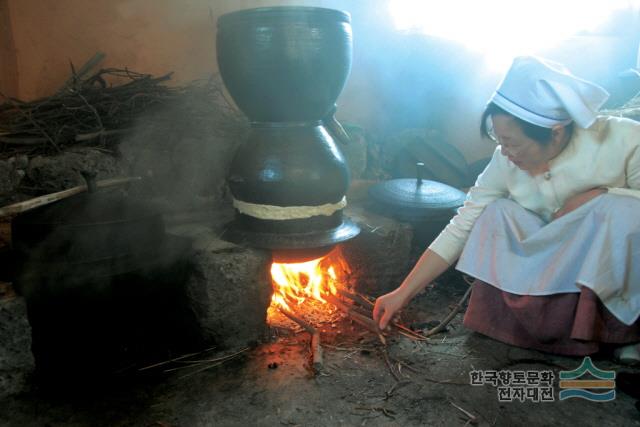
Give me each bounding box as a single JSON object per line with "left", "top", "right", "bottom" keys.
{"left": 97, "top": 0, "right": 640, "bottom": 193}
{"left": 107, "top": 0, "right": 503, "bottom": 205}
{"left": 118, "top": 75, "right": 248, "bottom": 212}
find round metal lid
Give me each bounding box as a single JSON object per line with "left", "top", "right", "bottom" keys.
{"left": 368, "top": 163, "right": 466, "bottom": 221}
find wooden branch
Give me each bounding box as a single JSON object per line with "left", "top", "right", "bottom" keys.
{"left": 324, "top": 294, "right": 386, "bottom": 345}
{"left": 310, "top": 330, "right": 323, "bottom": 373}
{"left": 392, "top": 321, "right": 430, "bottom": 341}
{"left": 74, "top": 92, "right": 105, "bottom": 144}
{"left": 424, "top": 287, "right": 472, "bottom": 337}
{"left": 277, "top": 305, "right": 315, "bottom": 334}
{"left": 277, "top": 307, "right": 323, "bottom": 373}
{"left": 449, "top": 400, "right": 478, "bottom": 425}
{"left": 380, "top": 348, "right": 401, "bottom": 382}
{"left": 337, "top": 289, "right": 429, "bottom": 341}
{"left": 75, "top": 128, "right": 131, "bottom": 142}
{"left": 57, "top": 52, "right": 106, "bottom": 94}
{"left": 14, "top": 104, "right": 60, "bottom": 152}
{"left": 0, "top": 176, "right": 142, "bottom": 217}
{"left": 336, "top": 288, "right": 374, "bottom": 309}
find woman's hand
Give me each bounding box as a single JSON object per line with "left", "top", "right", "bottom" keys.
{"left": 373, "top": 289, "right": 409, "bottom": 331}
{"left": 552, "top": 188, "right": 607, "bottom": 220}
{"left": 373, "top": 249, "right": 452, "bottom": 330}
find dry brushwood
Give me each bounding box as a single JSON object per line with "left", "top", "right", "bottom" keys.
{"left": 331, "top": 287, "right": 474, "bottom": 341}
{"left": 0, "top": 65, "right": 245, "bottom": 160}
{"left": 277, "top": 306, "right": 324, "bottom": 374}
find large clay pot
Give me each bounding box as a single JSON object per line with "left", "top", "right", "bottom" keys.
{"left": 224, "top": 122, "right": 359, "bottom": 253}
{"left": 216, "top": 6, "right": 353, "bottom": 122}
{"left": 228, "top": 123, "right": 349, "bottom": 207}
{"left": 217, "top": 6, "right": 358, "bottom": 257}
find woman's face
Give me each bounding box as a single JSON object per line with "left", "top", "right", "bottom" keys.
{"left": 490, "top": 114, "right": 560, "bottom": 172}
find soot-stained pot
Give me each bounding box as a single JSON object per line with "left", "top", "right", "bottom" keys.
{"left": 12, "top": 187, "right": 166, "bottom": 297}
{"left": 217, "top": 6, "right": 359, "bottom": 257}
{"left": 223, "top": 122, "right": 359, "bottom": 258}
{"left": 11, "top": 185, "right": 195, "bottom": 379}
{"left": 216, "top": 6, "right": 353, "bottom": 122}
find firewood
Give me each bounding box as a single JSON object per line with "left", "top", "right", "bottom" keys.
{"left": 336, "top": 289, "right": 430, "bottom": 341}
{"left": 74, "top": 128, "right": 131, "bottom": 142}
{"left": 336, "top": 288, "right": 374, "bottom": 308}
{"left": 311, "top": 331, "right": 323, "bottom": 373}
{"left": 324, "top": 294, "right": 386, "bottom": 344}
{"left": 57, "top": 52, "right": 106, "bottom": 94}
{"left": 277, "top": 307, "right": 323, "bottom": 373}
{"left": 423, "top": 287, "right": 471, "bottom": 337}
{"left": 0, "top": 67, "right": 244, "bottom": 160}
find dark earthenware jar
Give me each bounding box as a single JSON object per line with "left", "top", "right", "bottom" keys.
{"left": 217, "top": 6, "right": 352, "bottom": 122}
{"left": 217, "top": 7, "right": 359, "bottom": 255}
{"left": 224, "top": 122, "right": 359, "bottom": 253}
{"left": 228, "top": 122, "right": 349, "bottom": 207}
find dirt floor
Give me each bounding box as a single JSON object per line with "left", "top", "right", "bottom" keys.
{"left": 1, "top": 274, "right": 640, "bottom": 427}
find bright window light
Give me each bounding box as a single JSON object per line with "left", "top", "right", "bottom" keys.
{"left": 389, "top": 0, "right": 640, "bottom": 71}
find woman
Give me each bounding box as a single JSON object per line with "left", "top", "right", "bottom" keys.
{"left": 373, "top": 56, "right": 640, "bottom": 361}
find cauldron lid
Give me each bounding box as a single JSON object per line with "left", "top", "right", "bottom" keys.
{"left": 368, "top": 163, "right": 466, "bottom": 220}
{"left": 14, "top": 189, "right": 159, "bottom": 226}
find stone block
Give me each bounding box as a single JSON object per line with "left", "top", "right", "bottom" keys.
{"left": 182, "top": 229, "right": 272, "bottom": 350}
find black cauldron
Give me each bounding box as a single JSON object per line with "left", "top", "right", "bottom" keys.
{"left": 11, "top": 188, "right": 196, "bottom": 379}
{"left": 12, "top": 189, "right": 166, "bottom": 297}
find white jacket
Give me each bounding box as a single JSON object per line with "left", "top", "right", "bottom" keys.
{"left": 429, "top": 115, "right": 640, "bottom": 264}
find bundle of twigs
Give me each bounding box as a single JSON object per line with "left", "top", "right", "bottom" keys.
{"left": 0, "top": 68, "right": 171, "bottom": 155}
{"left": 330, "top": 287, "right": 471, "bottom": 341}
{"left": 0, "top": 59, "right": 245, "bottom": 160}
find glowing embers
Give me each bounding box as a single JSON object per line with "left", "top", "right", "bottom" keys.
{"left": 267, "top": 247, "right": 350, "bottom": 324}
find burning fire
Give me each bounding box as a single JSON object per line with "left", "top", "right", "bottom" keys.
{"left": 268, "top": 247, "right": 350, "bottom": 318}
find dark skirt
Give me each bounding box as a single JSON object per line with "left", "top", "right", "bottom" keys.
{"left": 463, "top": 280, "right": 640, "bottom": 356}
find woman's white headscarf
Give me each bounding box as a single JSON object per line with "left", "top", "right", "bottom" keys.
{"left": 490, "top": 56, "right": 610, "bottom": 129}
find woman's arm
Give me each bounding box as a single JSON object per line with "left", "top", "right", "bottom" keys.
{"left": 373, "top": 249, "right": 450, "bottom": 329}
{"left": 373, "top": 148, "right": 509, "bottom": 329}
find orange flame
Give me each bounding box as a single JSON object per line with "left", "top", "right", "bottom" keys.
{"left": 268, "top": 248, "right": 349, "bottom": 315}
